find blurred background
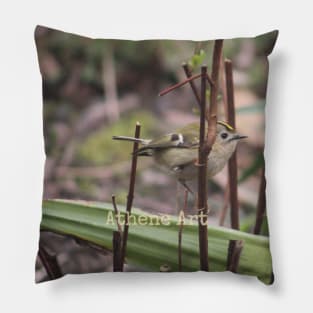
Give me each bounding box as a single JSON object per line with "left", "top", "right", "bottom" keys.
{"left": 36, "top": 26, "right": 277, "bottom": 230}
{"left": 35, "top": 26, "right": 277, "bottom": 281}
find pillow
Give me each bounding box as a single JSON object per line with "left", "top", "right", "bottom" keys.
{"left": 35, "top": 25, "right": 278, "bottom": 284}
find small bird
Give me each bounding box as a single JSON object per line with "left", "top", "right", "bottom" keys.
{"left": 112, "top": 121, "right": 247, "bottom": 192}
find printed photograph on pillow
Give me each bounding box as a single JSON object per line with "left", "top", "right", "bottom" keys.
{"left": 35, "top": 25, "right": 278, "bottom": 284}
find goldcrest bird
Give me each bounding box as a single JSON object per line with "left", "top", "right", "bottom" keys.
{"left": 112, "top": 121, "right": 247, "bottom": 192}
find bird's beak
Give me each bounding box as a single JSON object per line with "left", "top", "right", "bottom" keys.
{"left": 230, "top": 134, "right": 248, "bottom": 141}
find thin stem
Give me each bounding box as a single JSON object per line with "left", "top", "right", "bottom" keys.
{"left": 112, "top": 194, "right": 122, "bottom": 234}
{"left": 197, "top": 40, "right": 223, "bottom": 272}
{"left": 206, "top": 74, "right": 215, "bottom": 87}
{"left": 182, "top": 64, "right": 214, "bottom": 106}
{"left": 113, "top": 231, "right": 122, "bottom": 272}
{"left": 206, "top": 40, "right": 223, "bottom": 141}
{"left": 182, "top": 63, "right": 201, "bottom": 105}
{"left": 197, "top": 65, "right": 209, "bottom": 271}
{"left": 253, "top": 166, "right": 266, "bottom": 234}
{"left": 120, "top": 122, "right": 141, "bottom": 270}
{"left": 159, "top": 73, "right": 202, "bottom": 96}
{"left": 226, "top": 240, "right": 236, "bottom": 269}
{"left": 160, "top": 42, "right": 223, "bottom": 272}
{"left": 227, "top": 240, "right": 244, "bottom": 273}
{"left": 225, "top": 59, "right": 239, "bottom": 230}
{"left": 38, "top": 245, "right": 63, "bottom": 280}
{"left": 178, "top": 189, "right": 189, "bottom": 271}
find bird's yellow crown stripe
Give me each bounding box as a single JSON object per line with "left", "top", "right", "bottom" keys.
{"left": 217, "top": 121, "right": 234, "bottom": 131}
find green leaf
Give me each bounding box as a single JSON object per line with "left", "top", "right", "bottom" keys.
{"left": 41, "top": 199, "right": 273, "bottom": 284}
{"left": 188, "top": 49, "right": 207, "bottom": 70}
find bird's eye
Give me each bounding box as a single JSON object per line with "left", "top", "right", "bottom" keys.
{"left": 221, "top": 132, "right": 228, "bottom": 139}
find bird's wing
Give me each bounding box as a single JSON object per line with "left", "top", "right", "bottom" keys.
{"left": 143, "top": 123, "right": 199, "bottom": 149}
{"left": 136, "top": 133, "right": 198, "bottom": 156}
{"left": 135, "top": 122, "right": 200, "bottom": 156}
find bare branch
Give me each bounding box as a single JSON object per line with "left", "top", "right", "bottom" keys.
{"left": 120, "top": 122, "right": 141, "bottom": 270}
{"left": 38, "top": 245, "right": 63, "bottom": 280}
{"left": 227, "top": 240, "right": 244, "bottom": 273}
{"left": 225, "top": 59, "right": 239, "bottom": 230}
{"left": 206, "top": 74, "right": 215, "bottom": 87}
{"left": 182, "top": 63, "right": 201, "bottom": 105}
{"left": 182, "top": 63, "right": 214, "bottom": 107}
{"left": 113, "top": 231, "right": 122, "bottom": 272}
{"left": 197, "top": 65, "right": 209, "bottom": 271}
{"left": 197, "top": 40, "right": 223, "bottom": 271}
{"left": 159, "top": 73, "right": 202, "bottom": 96}
{"left": 206, "top": 40, "right": 223, "bottom": 142}
{"left": 112, "top": 194, "right": 122, "bottom": 234}
{"left": 178, "top": 189, "right": 189, "bottom": 271}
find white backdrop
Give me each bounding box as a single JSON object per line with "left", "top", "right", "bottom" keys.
{"left": 1, "top": 1, "right": 312, "bottom": 312}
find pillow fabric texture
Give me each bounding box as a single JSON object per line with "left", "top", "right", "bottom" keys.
{"left": 35, "top": 25, "right": 278, "bottom": 284}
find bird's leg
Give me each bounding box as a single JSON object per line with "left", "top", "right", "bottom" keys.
{"left": 193, "top": 158, "right": 205, "bottom": 167}
{"left": 177, "top": 183, "right": 189, "bottom": 271}
{"left": 178, "top": 179, "right": 194, "bottom": 195}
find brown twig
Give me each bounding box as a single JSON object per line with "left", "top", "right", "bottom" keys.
{"left": 38, "top": 245, "right": 63, "bottom": 280}
{"left": 206, "top": 40, "right": 223, "bottom": 140}
{"left": 225, "top": 59, "right": 239, "bottom": 230}
{"left": 253, "top": 167, "right": 266, "bottom": 234}
{"left": 159, "top": 73, "right": 202, "bottom": 96}
{"left": 178, "top": 189, "right": 189, "bottom": 271}
{"left": 226, "top": 240, "right": 236, "bottom": 269}
{"left": 113, "top": 231, "right": 122, "bottom": 272}
{"left": 227, "top": 240, "right": 244, "bottom": 273}
{"left": 112, "top": 194, "right": 122, "bottom": 234}
{"left": 197, "top": 65, "right": 210, "bottom": 271}
{"left": 182, "top": 64, "right": 214, "bottom": 107}
{"left": 182, "top": 63, "right": 201, "bottom": 105}
{"left": 206, "top": 74, "right": 215, "bottom": 88}
{"left": 197, "top": 41, "right": 223, "bottom": 271}
{"left": 120, "top": 122, "right": 141, "bottom": 270}
{"left": 160, "top": 42, "right": 223, "bottom": 272}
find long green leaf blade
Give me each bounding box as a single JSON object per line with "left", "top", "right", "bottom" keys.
{"left": 40, "top": 199, "right": 273, "bottom": 284}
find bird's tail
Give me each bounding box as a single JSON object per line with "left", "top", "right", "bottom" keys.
{"left": 112, "top": 136, "right": 150, "bottom": 145}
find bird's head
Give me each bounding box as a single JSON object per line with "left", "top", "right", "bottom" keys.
{"left": 214, "top": 121, "right": 247, "bottom": 154}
